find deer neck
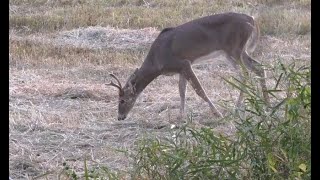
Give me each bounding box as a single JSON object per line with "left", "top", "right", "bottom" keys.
{"left": 133, "top": 64, "right": 161, "bottom": 95}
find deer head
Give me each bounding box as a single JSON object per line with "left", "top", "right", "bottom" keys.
{"left": 107, "top": 69, "right": 139, "bottom": 120}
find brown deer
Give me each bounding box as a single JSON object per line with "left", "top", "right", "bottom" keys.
{"left": 107, "top": 12, "right": 270, "bottom": 120}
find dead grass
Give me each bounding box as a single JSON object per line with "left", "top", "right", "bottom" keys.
{"left": 10, "top": 0, "right": 310, "bottom": 35}
{"left": 9, "top": 0, "right": 310, "bottom": 179}
{"left": 257, "top": 7, "right": 311, "bottom": 35}
{"left": 9, "top": 35, "right": 147, "bottom": 67}
{"left": 55, "top": 26, "right": 158, "bottom": 50}
{"left": 9, "top": 63, "right": 239, "bottom": 178}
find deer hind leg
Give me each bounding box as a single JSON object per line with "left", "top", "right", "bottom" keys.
{"left": 181, "top": 62, "right": 223, "bottom": 118}
{"left": 241, "top": 52, "right": 270, "bottom": 106}
{"left": 179, "top": 74, "right": 187, "bottom": 117}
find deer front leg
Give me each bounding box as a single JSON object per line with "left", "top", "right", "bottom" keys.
{"left": 241, "top": 52, "right": 270, "bottom": 106}
{"left": 181, "top": 62, "right": 223, "bottom": 118}
{"left": 179, "top": 74, "right": 187, "bottom": 118}
{"left": 236, "top": 66, "right": 249, "bottom": 108}
{"left": 226, "top": 55, "right": 247, "bottom": 108}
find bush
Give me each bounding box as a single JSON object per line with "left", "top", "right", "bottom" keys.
{"left": 128, "top": 61, "right": 310, "bottom": 179}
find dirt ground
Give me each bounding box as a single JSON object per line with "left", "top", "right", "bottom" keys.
{"left": 9, "top": 23, "right": 310, "bottom": 179}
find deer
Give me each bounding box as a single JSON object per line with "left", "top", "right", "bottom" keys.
{"left": 107, "top": 12, "right": 270, "bottom": 121}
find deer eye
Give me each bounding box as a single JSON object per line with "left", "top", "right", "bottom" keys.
{"left": 120, "top": 99, "right": 125, "bottom": 104}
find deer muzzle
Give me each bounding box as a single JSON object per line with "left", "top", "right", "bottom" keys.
{"left": 118, "top": 114, "right": 126, "bottom": 120}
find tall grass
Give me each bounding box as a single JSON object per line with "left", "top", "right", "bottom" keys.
{"left": 60, "top": 61, "right": 310, "bottom": 179}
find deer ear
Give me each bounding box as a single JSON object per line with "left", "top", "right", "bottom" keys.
{"left": 128, "top": 68, "right": 139, "bottom": 81}
{"left": 133, "top": 68, "right": 139, "bottom": 75}
{"left": 127, "top": 68, "right": 139, "bottom": 94}
{"left": 119, "top": 89, "right": 124, "bottom": 96}
{"left": 128, "top": 81, "right": 136, "bottom": 94}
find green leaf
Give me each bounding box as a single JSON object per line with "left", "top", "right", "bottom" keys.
{"left": 84, "top": 158, "right": 89, "bottom": 180}
{"left": 299, "top": 163, "right": 307, "bottom": 172}
{"left": 270, "top": 165, "right": 278, "bottom": 173}
{"left": 268, "top": 153, "right": 278, "bottom": 173}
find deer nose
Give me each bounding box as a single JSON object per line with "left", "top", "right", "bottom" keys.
{"left": 118, "top": 115, "right": 126, "bottom": 120}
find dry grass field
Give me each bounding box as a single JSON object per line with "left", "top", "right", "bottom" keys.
{"left": 9, "top": 0, "right": 310, "bottom": 179}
